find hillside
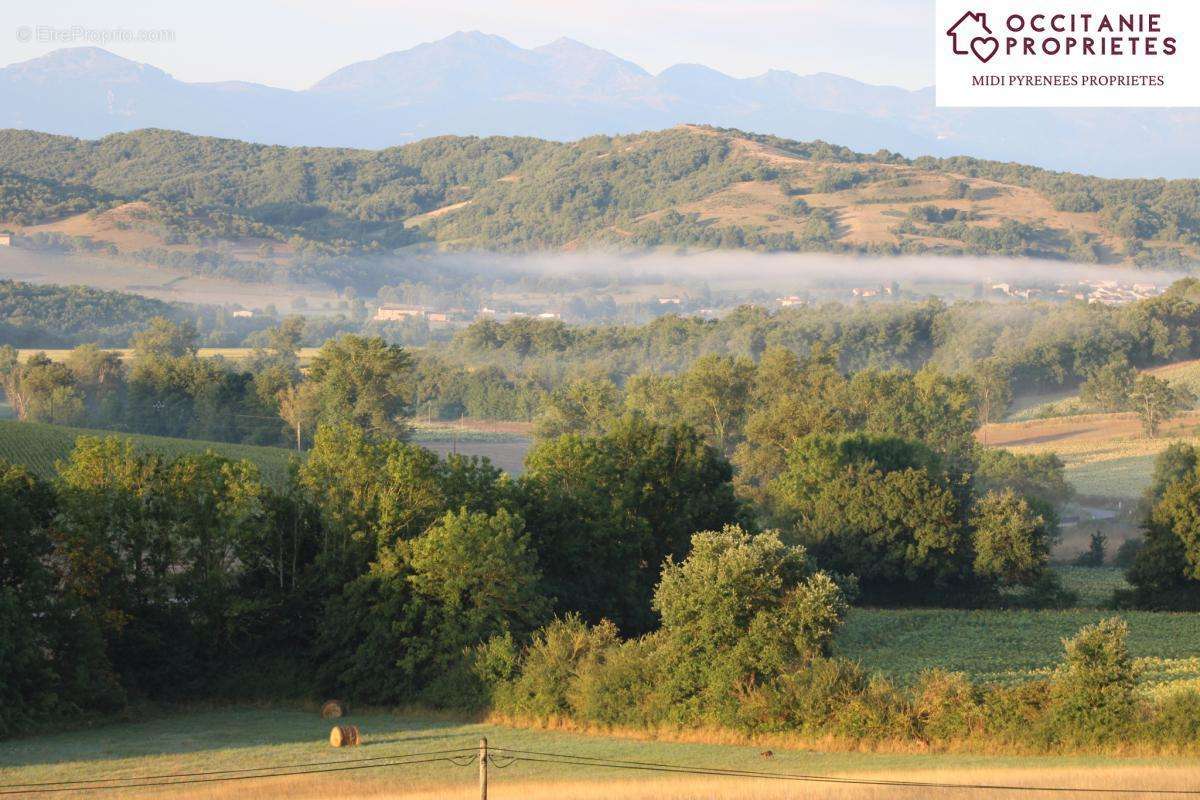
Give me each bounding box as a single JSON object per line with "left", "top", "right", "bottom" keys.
{"left": 5, "top": 39, "right": 1200, "bottom": 178}
{"left": 0, "top": 419, "right": 294, "bottom": 488}
{"left": 0, "top": 126, "right": 1197, "bottom": 272}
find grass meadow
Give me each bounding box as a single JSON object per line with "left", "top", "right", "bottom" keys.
{"left": 2, "top": 708, "right": 1198, "bottom": 800}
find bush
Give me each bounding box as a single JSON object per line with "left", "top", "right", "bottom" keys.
{"left": 500, "top": 615, "right": 620, "bottom": 720}
{"left": 913, "top": 669, "right": 985, "bottom": 743}
{"left": 1050, "top": 617, "right": 1139, "bottom": 744}
{"left": 570, "top": 636, "right": 663, "bottom": 728}
{"left": 1151, "top": 690, "right": 1200, "bottom": 743}
{"left": 980, "top": 680, "right": 1054, "bottom": 746}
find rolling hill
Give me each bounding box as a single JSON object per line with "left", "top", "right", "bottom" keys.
{"left": 4, "top": 37, "right": 1200, "bottom": 178}
{"left": 0, "top": 419, "right": 294, "bottom": 488}
{"left": 0, "top": 125, "right": 1196, "bottom": 271}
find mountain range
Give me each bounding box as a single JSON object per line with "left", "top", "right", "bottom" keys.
{"left": 1, "top": 32, "right": 1198, "bottom": 179}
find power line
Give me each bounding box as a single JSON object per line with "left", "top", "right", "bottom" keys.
{"left": 490, "top": 748, "right": 1200, "bottom": 796}
{"left": 0, "top": 747, "right": 477, "bottom": 789}
{"left": 0, "top": 750, "right": 477, "bottom": 796}
{"left": 5, "top": 741, "right": 1199, "bottom": 798}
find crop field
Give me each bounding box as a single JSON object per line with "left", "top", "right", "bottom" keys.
{"left": 0, "top": 420, "right": 531, "bottom": 484}
{"left": 0, "top": 420, "right": 295, "bottom": 488}
{"left": 1, "top": 708, "right": 1197, "bottom": 800}
{"left": 15, "top": 347, "right": 323, "bottom": 365}
{"left": 1052, "top": 566, "right": 1130, "bottom": 608}
{"left": 838, "top": 608, "right": 1200, "bottom": 695}
{"left": 980, "top": 411, "right": 1200, "bottom": 498}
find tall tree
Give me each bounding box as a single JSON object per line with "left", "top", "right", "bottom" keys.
{"left": 1129, "top": 375, "right": 1193, "bottom": 437}
{"left": 306, "top": 336, "right": 414, "bottom": 439}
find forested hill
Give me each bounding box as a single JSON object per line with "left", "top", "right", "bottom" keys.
{"left": 0, "top": 125, "right": 1196, "bottom": 269}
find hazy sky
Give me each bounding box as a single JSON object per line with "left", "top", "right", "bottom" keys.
{"left": 1, "top": 0, "right": 935, "bottom": 90}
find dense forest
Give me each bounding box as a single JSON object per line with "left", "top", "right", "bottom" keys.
{"left": 0, "top": 126, "right": 1196, "bottom": 283}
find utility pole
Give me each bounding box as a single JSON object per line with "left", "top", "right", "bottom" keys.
{"left": 478, "top": 737, "right": 488, "bottom": 800}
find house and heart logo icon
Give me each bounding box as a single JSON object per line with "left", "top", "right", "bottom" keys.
{"left": 947, "top": 11, "right": 1000, "bottom": 63}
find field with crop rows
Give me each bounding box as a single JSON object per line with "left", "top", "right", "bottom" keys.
{"left": 1052, "top": 566, "right": 1130, "bottom": 608}
{"left": 980, "top": 411, "right": 1200, "bottom": 498}
{"left": 838, "top": 607, "right": 1200, "bottom": 695}
{"left": 0, "top": 420, "right": 295, "bottom": 488}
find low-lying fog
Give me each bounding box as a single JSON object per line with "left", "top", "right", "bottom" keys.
{"left": 0, "top": 247, "right": 1191, "bottom": 314}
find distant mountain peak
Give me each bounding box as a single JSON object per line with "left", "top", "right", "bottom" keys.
{"left": 5, "top": 46, "right": 167, "bottom": 81}
{"left": 0, "top": 36, "right": 1195, "bottom": 177}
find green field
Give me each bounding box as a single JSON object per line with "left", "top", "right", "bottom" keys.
{"left": 838, "top": 608, "right": 1200, "bottom": 694}
{"left": 0, "top": 420, "right": 295, "bottom": 488}
{"left": 0, "top": 708, "right": 1193, "bottom": 800}
{"left": 1053, "top": 566, "right": 1130, "bottom": 608}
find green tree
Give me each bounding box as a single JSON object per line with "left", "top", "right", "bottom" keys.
{"left": 652, "top": 526, "right": 847, "bottom": 725}
{"left": 1080, "top": 360, "right": 1136, "bottom": 412}
{"left": 407, "top": 508, "right": 550, "bottom": 652}
{"left": 970, "top": 489, "right": 1050, "bottom": 587}
{"left": 677, "top": 354, "right": 755, "bottom": 452}
{"left": 306, "top": 335, "right": 414, "bottom": 439}
{"left": 534, "top": 376, "right": 621, "bottom": 438}
{"left": 972, "top": 358, "right": 1013, "bottom": 432}
{"left": 520, "top": 415, "right": 740, "bottom": 633}
{"left": 769, "top": 433, "right": 969, "bottom": 603}
{"left": 0, "top": 459, "right": 122, "bottom": 734}
{"left": 732, "top": 347, "right": 852, "bottom": 500}
{"left": 1051, "top": 617, "right": 1137, "bottom": 743}
{"left": 1128, "top": 374, "right": 1193, "bottom": 437}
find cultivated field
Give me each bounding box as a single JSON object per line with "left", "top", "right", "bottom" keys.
{"left": 979, "top": 410, "right": 1200, "bottom": 499}
{"left": 838, "top": 607, "right": 1200, "bottom": 695}
{"left": 0, "top": 420, "right": 296, "bottom": 488}
{"left": 0, "top": 420, "right": 532, "bottom": 484}
{"left": 2, "top": 708, "right": 1197, "bottom": 800}
{"left": 13, "top": 347, "right": 324, "bottom": 365}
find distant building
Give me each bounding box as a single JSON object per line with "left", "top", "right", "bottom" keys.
{"left": 0, "top": 234, "right": 11, "bottom": 247}
{"left": 374, "top": 305, "right": 425, "bottom": 322}
{"left": 777, "top": 296, "right": 805, "bottom": 307}
{"left": 657, "top": 297, "right": 682, "bottom": 305}
{"left": 427, "top": 312, "right": 450, "bottom": 324}
{"left": 232, "top": 310, "right": 253, "bottom": 318}
{"left": 537, "top": 312, "right": 562, "bottom": 320}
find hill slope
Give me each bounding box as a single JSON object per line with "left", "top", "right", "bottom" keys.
{"left": 0, "top": 125, "right": 1196, "bottom": 268}
{"left": 4, "top": 39, "right": 1200, "bottom": 178}
{"left": 0, "top": 419, "right": 294, "bottom": 488}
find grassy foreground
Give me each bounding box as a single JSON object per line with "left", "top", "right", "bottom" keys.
{"left": 1, "top": 708, "right": 1198, "bottom": 799}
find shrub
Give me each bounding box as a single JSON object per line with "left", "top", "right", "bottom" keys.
{"left": 831, "top": 674, "right": 914, "bottom": 742}
{"left": 1050, "top": 617, "right": 1139, "bottom": 744}
{"left": 913, "top": 669, "right": 986, "bottom": 743}
{"left": 1151, "top": 690, "right": 1200, "bottom": 743}
{"left": 570, "top": 635, "right": 663, "bottom": 728}
{"left": 980, "top": 680, "right": 1055, "bottom": 746}
{"left": 501, "top": 614, "right": 620, "bottom": 720}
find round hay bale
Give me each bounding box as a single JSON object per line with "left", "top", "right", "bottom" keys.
{"left": 329, "top": 724, "right": 360, "bottom": 748}
{"left": 320, "top": 699, "right": 346, "bottom": 719}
